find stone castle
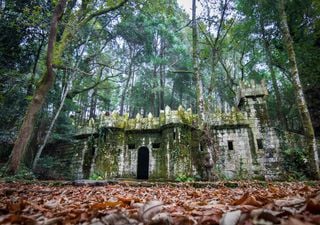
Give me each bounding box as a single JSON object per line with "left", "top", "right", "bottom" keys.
{"left": 40, "top": 80, "right": 289, "bottom": 180}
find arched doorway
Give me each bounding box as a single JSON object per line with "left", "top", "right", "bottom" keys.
{"left": 137, "top": 147, "right": 149, "bottom": 179}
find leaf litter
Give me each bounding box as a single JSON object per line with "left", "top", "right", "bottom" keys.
{"left": 0, "top": 181, "right": 320, "bottom": 224}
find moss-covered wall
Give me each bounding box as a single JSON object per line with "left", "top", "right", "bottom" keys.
{"left": 123, "top": 130, "right": 162, "bottom": 178}
{"left": 35, "top": 140, "right": 85, "bottom": 180}
{"left": 91, "top": 128, "right": 125, "bottom": 179}
{"left": 161, "top": 124, "right": 199, "bottom": 179}
{"left": 212, "top": 126, "right": 255, "bottom": 178}
{"left": 79, "top": 124, "right": 203, "bottom": 180}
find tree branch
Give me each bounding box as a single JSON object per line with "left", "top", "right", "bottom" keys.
{"left": 80, "top": 0, "right": 129, "bottom": 26}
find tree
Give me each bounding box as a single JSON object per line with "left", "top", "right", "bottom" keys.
{"left": 278, "top": 0, "right": 319, "bottom": 179}
{"left": 258, "top": 5, "right": 287, "bottom": 129}
{"left": 6, "top": 0, "right": 67, "bottom": 174}
{"left": 192, "top": 0, "right": 205, "bottom": 120}
{"left": 7, "top": 0, "right": 129, "bottom": 174}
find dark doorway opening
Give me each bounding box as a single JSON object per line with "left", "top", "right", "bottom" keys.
{"left": 137, "top": 147, "right": 149, "bottom": 179}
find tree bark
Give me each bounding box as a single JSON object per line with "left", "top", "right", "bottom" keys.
{"left": 193, "top": 0, "right": 214, "bottom": 180}
{"left": 150, "top": 65, "right": 157, "bottom": 115}
{"left": 32, "top": 82, "right": 69, "bottom": 170}
{"left": 192, "top": 0, "right": 205, "bottom": 121}
{"left": 6, "top": 0, "right": 67, "bottom": 175}
{"left": 7, "top": 0, "right": 128, "bottom": 174}
{"left": 159, "top": 39, "right": 165, "bottom": 111}
{"left": 278, "top": 0, "right": 319, "bottom": 179}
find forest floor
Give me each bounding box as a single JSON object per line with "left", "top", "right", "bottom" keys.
{"left": 0, "top": 180, "right": 320, "bottom": 225}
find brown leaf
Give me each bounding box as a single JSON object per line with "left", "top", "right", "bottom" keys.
{"left": 242, "top": 196, "right": 263, "bottom": 207}
{"left": 220, "top": 210, "right": 241, "bottom": 225}
{"left": 236, "top": 204, "right": 257, "bottom": 212}
{"left": 172, "top": 215, "right": 197, "bottom": 225}
{"left": 250, "top": 209, "right": 280, "bottom": 224}
{"left": 91, "top": 201, "right": 124, "bottom": 210}
{"left": 0, "top": 214, "right": 37, "bottom": 225}
{"left": 44, "top": 217, "right": 64, "bottom": 225}
{"left": 306, "top": 198, "right": 320, "bottom": 214}
{"left": 140, "top": 200, "right": 164, "bottom": 223}
{"left": 6, "top": 198, "right": 26, "bottom": 213}
{"left": 101, "top": 213, "right": 138, "bottom": 225}
{"left": 44, "top": 199, "right": 59, "bottom": 209}
{"left": 117, "top": 196, "right": 137, "bottom": 205}
{"left": 283, "top": 217, "right": 314, "bottom": 225}
{"left": 274, "top": 197, "right": 305, "bottom": 207}
{"left": 200, "top": 214, "right": 221, "bottom": 225}
{"left": 151, "top": 212, "right": 173, "bottom": 225}
{"left": 232, "top": 192, "right": 250, "bottom": 206}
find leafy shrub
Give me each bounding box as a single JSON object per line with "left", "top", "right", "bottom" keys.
{"left": 282, "top": 147, "right": 308, "bottom": 180}
{"left": 175, "top": 174, "right": 194, "bottom": 182}
{"left": 89, "top": 172, "right": 104, "bottom": 180}
{"left": 0, "top": 164, "right": 35, "bottom": 181}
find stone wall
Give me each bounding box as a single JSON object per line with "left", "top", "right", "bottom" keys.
{"left": 35, "top": 140, "right": 85, "bottom": 180}
{"left": 80, "top": 123, "right": 200, "bottom": 180}
{"left": 213, "top": 125, "right": 255, "bottom": 179}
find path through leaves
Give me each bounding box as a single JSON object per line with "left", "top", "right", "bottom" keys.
{"left": 0, "top": 181, "right": 320, "bottom": 224}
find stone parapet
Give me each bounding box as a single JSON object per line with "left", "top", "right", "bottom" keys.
{"left": 76, "top": 105, "right": 251, "bottom": 136}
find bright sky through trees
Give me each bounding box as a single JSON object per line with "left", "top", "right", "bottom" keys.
{"left": 177, "top": 0, "right": 192, "bottom": 15}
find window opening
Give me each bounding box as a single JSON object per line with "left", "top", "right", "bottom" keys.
{"left": 257, "top": 139, "right": 263, "bottom": 149}
{"left": 228, "top": 141, "right": 234, "bottom": 150}
{"left": 128, "top": 144, "right": 135, "bottom": 149}
{"left": 152, "top": 143, "right": 161, "bottom": 148}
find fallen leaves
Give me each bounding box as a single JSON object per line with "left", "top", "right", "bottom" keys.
{"left": 0, "top": 181, "right": 319, "bottom": 224}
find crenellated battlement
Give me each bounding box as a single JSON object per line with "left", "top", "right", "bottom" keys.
{"left": 237, "top": 80, "right": 268, "bottom": 106}
{"left": 77, "top": 106, "right": 251, "bottom": 136}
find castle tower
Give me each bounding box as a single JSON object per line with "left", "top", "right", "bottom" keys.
{"left": 237, "top": 80, "right": 271, "bottom": 175}
{"left": 237, "top": 80, "right": 269, "bottom": 129}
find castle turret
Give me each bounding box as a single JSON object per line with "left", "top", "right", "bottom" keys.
{"left": 237, "top": 80, "right": 269, "bottom": 128}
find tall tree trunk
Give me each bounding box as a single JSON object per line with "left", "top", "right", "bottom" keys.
{"left": 192, "top": 0, "right": 205, "bottom": 121}
{"left": 32, "top": 82, "right": 69, "bottom": 170}
{"left": 89, "top": 89, "right": 97, "bottom": 119}
{"left": 260, "top": 18, "right": 287, "bottom": 129}
{"left": 159, "top": 64, "right": 165, "bottom": 110}
{"left": 6, "top": 0, "right": 67, "bottom": 175}
{"left": 278, "top": 0, "right": 319, "bottom": 179}
{"left": 159, "top": 39, "right": 165, "bottom": 111}
{"left": 150, "top": 65, "right": 157, "bottom": 115}
{"left": 192, "top": 0, "right": 214, "bottom": 181}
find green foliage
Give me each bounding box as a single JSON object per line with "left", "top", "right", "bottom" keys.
{"left": 224, "top": 182, "right": 239, "bottom": 188}
{"left": 175, "top": 174, "right": 195, "bottom": 182}
{"left": 0, "top": 165, "right": 35, "bottom": 181}
{"left": 282, "top": 147, "right": 308, "bottom": 180}
{"left": 213, "top": 165, "right": 228, "bottom": 180}
{"left": 89, "top": 172, "right": 104, "bottom": 180}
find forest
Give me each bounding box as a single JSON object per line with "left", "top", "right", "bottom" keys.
{"left": 0, "top": 0, "right": 320, "bottom": 224}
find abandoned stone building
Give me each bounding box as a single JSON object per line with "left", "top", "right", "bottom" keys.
{"left": 38, "top": 80, "right": 298, "bottom": 181}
